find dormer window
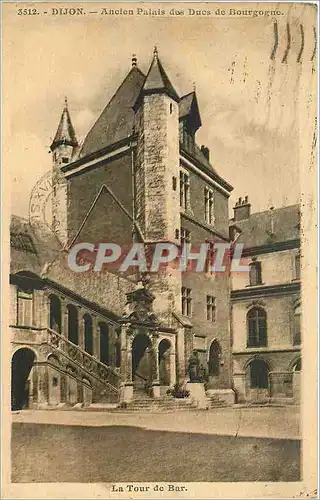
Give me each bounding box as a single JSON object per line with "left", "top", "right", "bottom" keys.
{"left": 61, "top": 157, "right": 69, "bottom": 164}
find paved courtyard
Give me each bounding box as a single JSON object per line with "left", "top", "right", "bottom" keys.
{"left": 11, "top": 406, "right": 301, "bottom": 483}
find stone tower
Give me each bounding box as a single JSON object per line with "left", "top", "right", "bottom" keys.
{"left": 133, "top": 48, "right": 182, "bottom": 323}
{"left": 50, "top": 98, "right": 78, "bottom": 246}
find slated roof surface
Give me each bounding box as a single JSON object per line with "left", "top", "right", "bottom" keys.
{"left": 232, "top": 204, "right": 300, "bottom": 248}
{"left": 51, "top": 103, "right": 78, "bottom": 150}
{"left": 79, "top": 67, "right": 146, "bottom": 158}
{"left": 142, "top": 52, "right": 179, "bottom": 102}
{"left": 179, "top": 92, "right": 194, "bottom": 118}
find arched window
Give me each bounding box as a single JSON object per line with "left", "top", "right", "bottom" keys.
{"left": 247, "top": 307, "right": 267, "bottom": 347}
{"left": 249, "top": 359, "right": 269, "bottom": 389}
{"left": 67, "top": 304, "right": 78, "bottom": 345}
{"left": 208, "top": 340, "right": 221, "bottom": 376}
{"left": 293, "top": 305, "right": 301, "bottom": 346}
{"left": 84, "top": 314, "right": 93, "bottom": 355}
{"left": 49, "top": 294, "right": 61, "bottom": 333}
{"left": 99, "top": 322, "right": 109, "bottom": 365}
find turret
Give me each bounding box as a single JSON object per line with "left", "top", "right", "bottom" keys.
{"left": 50, "top": 98, "right": 78, "bottom": 246}
{"left": 133, "top": 47, "right": 181, "bottom": 323}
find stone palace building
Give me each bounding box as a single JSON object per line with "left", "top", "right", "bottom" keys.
{"left": 10, "top": 48, "right": 301, "bottom": 410}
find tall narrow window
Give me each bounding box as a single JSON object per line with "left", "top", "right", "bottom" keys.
{"left": 247, "top": 307, "right": 267, "bottom": 347}
{"left": 99, "top": 322, "right": 109, "bottom": 365}
{"left": 182, "top": 287, "right": 192, "bottom": 316}
{"left": 67, "top": 304, "right": 79, "bottom": 345}
{"left": 293, "top": 305, "right": 301, "bottom": 345}
{"left": 206, "top": 296, "right": 216, "bottom": 322}
{"left": 84, "top": 314, "right": 93, "bottom": 355}
{"left": 295, "top": 254, "right": 301, "bottom": 280}
{"left": 49, "top": 294, "right": 61, "bottom": 333}
{"left": 180, "top": 228, "right": 191, "bottom": 246}
{"left": 17, "top": 288, "right": 33, "bottom": 327}
{"left": 249, "top": 261, "right": 262, "bottom": 286}
{"left": 180, "top": 171, "right": 190, "bottom": 210}
{"left": 205, "top": 242, "right": 215, "bottom": 273}
{"left": 204, "top": 187, "right": 214, "bottom": 224}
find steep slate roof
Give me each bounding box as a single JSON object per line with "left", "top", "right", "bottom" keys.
{"left": 141, "top": 49, "right": 180, "bottom": 102}
{"left": 79, "top": 66, "right": 146, "bottom": 158}
{"left": 51, "top": 99, "right": 78, "bottom": 151}
{"left": 232, "top": 204, "right": 300, "bottom": 248}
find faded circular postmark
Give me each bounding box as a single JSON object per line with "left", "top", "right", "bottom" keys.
{"left": 28, "top": 169, "right": 66, "bottom": 249}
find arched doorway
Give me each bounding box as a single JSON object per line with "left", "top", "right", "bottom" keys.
{"left": 132, "top": 334, "right": 152, "bottom": 391}
{"left": 158, "top": 339, "right": 171, "bottom": 386}
{"left": 11, "top": 348, "right": 36, "bottom": 411}
{"left": 208, "top": 340, "right": 221, "bottom": 377}
{"left": 246, "top": 358, "right": 270, "bottom": 404}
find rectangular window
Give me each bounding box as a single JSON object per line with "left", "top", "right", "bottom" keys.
{"left": 172, "top": 176, "right": 177, "bottom": 191}
{"left": 295, "top": 254, "right": 301, "bottom": 280}
{"left": 249, "top": 261, "right": 262, "bottom": 286}
{"left": 182, "top": 287, "right": 192, "bottom": 316}
{"left": 180, "top": 227, "right": 191, "bottom": 246}
{"left": 293, "top": 306, "right": 301, "bottom": 345}
{"left": 204, "top": 187, "right": 214, "bottom": 225}
{"left": 205, "top": 242, "right": 215, "bottom": 273}
{"left": 180, "top": 171, "right": 190, "bottom": 210}
{"left": 17, "top": 288, "right": 33, "bottom": 327}
{"left": 206, "top": 295, "right": 216, "bottom": 321}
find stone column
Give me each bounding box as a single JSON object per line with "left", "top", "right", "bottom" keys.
{"left": 37, "top": 364, "right": 49, "bottom": 407}
{"left": 233, "top": 373, "right": 246, "bottom": 403}
{"left": 170, "top": 349, "right": 176, "bottom": 387}
{"left": 92, "top": 315, "right": 99, "bottom": 359}
{"left": 61, "top": 301, "right": 68, "bottom": 338}
{"left": 10, "top": 284, "right": 17, "bottom": 326}
{"left": 78, "top": 306, "right": 84, "bottom": 349}
{"left": 122, "top": 325, "right": 133, "bottom": 402}
{"left": 32, "top": 290, "right": 43, "bottom": 328}
{"left": 151, "top": 335, "right": 160, "bottom": 399}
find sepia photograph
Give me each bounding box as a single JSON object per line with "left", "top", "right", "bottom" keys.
{"left": 1, "top": 1, "right": 318, "bottom": 498}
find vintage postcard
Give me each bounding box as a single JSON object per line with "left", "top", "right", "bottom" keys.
{"left": 1, "top": 1, "right": 318, "bottom": 498}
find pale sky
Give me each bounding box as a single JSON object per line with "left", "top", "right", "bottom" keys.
{"left": 3, "top": 2, "right": 317, "bottom": 219}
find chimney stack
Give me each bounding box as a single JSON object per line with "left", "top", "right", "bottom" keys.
{"left": 201, "top": 145, "right": 210, "bottom": 162}
{"left": 233, "top": 196, "right": 251, "bottom": 221}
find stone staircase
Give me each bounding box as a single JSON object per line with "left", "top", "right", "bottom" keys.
{"left": 116, "top": 396, "right": 196, "bottom": 412}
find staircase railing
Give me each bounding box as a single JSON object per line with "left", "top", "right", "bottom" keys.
{"left": 47, "top": 328, "right": 120, "bottom": 395}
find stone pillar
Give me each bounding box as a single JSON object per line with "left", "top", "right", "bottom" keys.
{"left": 151, "top": 336, "right": 160, "bottom": 399}
{"left": 60, "top": 375, "right": 67, "bottom": 403}
{"left": 78, "top": 309, "right": 85, "bottom": 350}
{"left": 37, "top": 364, "right": 49, "bottom": 407}
{"left": 10, "top": 284, "right": 17, "bottom": 325}
{"left": 61, "top": 301, "right": 68, "bottom": 338}
{"left": 170, "top": 349, "right": 176, "bottom": 387}
{"left": 33, "top": 290, "right": 42, "bottom": 328}
{"left": 121, "top": 325, "right": 133, "bottom": 402}
{"left": 233, "top": 373, "right": 246, "bottom": 403}
{"left": 32, "top": 365, "right": 38, "bottom": 406}
{"left": 93, "top": 316, "right": 100, "bottom": 360}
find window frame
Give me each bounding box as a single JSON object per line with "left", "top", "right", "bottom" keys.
{"left": 247, "top": 307, "right": 267, "bottom": 347}
{"left": 181, "top": 286, "right": 192, "bottom": 317}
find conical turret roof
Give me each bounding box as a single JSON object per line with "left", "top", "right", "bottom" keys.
{"left": 141, "top": 47, "right": 180, "bottom": 102}
{"left": 50, "top": 98, "right": 78, "bottom": 151}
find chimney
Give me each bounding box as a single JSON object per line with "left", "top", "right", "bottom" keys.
{"left": 201, "top": 145, "right": 210, "bottom": 162}
{"left": 233, "top": 195, "right": 251, "bottom": 221}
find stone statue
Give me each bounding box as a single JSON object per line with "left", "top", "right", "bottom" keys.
{"left": 188, "top": 350, "right": 200, "bottom": 382}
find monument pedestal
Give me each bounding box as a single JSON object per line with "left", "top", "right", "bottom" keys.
{"left": 186, "top": 382, "right": 207, "bottom": 409}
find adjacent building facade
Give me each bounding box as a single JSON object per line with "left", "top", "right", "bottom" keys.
{"left": 230, "top": 199, "right": 301, "bottom": 404}
{"left": 10, "top": 49, "right": 236, "bottom": 410}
